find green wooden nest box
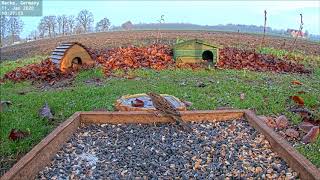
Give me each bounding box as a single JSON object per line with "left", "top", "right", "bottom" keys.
{"left": 173, "top": 39, "right": 221, "bottom": 65}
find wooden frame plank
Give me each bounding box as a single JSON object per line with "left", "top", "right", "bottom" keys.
{"left": 1, "top": 112, "right": 81, "bottom": 180}
{"left": 1, "top": 110, "right": 319, "bottom": 180}
{"left": 79, "top": 110, "right": 245, "bottom": 124}
{"left": 244, "top": 110, "right": 320, "bottom": 180}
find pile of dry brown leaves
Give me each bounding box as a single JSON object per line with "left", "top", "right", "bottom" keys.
{"left": 218, "top": 47, "right": 311, "bottom": 74}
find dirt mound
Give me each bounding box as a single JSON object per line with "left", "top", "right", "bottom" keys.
{"left": 218, "top": 47, "right": 311, "bottom": 74}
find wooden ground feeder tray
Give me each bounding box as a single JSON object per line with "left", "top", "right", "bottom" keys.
{"left": 50, "top": 42, "right": 94, "bottom": 72}
{"left": 115, "top": 93, "right": 187, "bottom": 111}
{"left": 2, "top": 110, "right": 320, "bottom": 180}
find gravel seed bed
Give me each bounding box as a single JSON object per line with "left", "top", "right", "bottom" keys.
{"left": 37, "top": 119, "right": 298, "bottom": 179}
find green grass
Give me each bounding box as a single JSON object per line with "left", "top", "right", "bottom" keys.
{"left": 0, "top": 56, "right": 320, "bottom": 174}
{"left": 0, "top": 55, "right": 47, "bottom": 77}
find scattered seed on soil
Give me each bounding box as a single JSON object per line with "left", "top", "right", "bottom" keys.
{"left": 37, "top": 119, "right": 298, "bottom": 179}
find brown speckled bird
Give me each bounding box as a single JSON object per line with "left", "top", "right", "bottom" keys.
{"left": 147, "top": 92, "right": 192, "bottom": 132}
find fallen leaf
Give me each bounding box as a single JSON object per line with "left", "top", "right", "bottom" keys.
{"left": 0, "top": 101, "right": 12, "bottom": 112}
{"left": 275, "top": 115, "right": 288, "bottom": 129}
{"left": 131, "top": 98, "right": 144, "bottom": 107}
{"left": 291, "top": 80, "right": 303, "bottom": 85}
{"left": 240, "top": 93, "right": 245, "bottom": 100}
{"left": 290, "top": 96, "right": 304, "bottom": 106}
{"left": 9, "top": 129, "right": 30, "bottom": 141}
{"left": 296, "top": 91, "right": 306, "bottom": 94}
{"left": 39, "top": 102, "right": 54, "bottom": 120}
{"left": 302, "top": 126, "right": 319, "bottom": 144}
{"left": 285, "top": 128, "right": 299, "bottom": 138}
{"left": 299, "top": 121, "right": 315, "bottom": 133}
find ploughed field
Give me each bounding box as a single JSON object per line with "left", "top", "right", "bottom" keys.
{"left": 37, "top": 120, "right": 298, "bottom": 179}
{"left": 1, "top": 30, "right": 320, "bottom": 61}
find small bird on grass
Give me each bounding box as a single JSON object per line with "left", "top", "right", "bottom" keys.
{"left": 147, "top": 92, "right": 192, "bottom": 132}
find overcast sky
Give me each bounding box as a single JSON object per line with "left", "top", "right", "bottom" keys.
{"left": 20, "top": 0, "right": 320, "bottom": 38}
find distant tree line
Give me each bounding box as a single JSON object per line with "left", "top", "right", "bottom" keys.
{"left": 1, "top": 9, "right": 117, "bottom": 47}
{"left": 35, "top": 9, "right": 108, "bottom": 40}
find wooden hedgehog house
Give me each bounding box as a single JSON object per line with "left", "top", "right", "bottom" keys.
{"left": 173, "top": 39, "right": 221, "bottom": 65}
{"left": 50, "top": 42, "right": 94, "bottom": 72}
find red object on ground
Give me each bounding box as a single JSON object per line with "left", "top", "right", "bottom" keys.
{"left": 131, "top": 98, "right": 145, "bottom": 107}
{"left": 9, "top": 129, "right": 30, "bottom": 141}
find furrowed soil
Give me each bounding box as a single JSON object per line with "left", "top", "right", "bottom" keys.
{"left": 1, "top": 30, "right": 319, "bottom": 61}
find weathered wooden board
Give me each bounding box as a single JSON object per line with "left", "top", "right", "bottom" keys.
{"left": 1, "top": 113, "right": 81, "bottom": 180}
{"left": 80, "top": 110, "right": 245, "bottom": 124}
{"left": 244, "top": 110, "right": 320, "bottom": 180}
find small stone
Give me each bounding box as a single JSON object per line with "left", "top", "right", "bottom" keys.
{"left": 121, "top": 170, "right": 128, "bottom": 176}
{"left": 266, "top": 168, "right": 273, "bottom": 174}
{"left": 266, "top": 174, "right": 272, "bottom": 178}
{"left": 255, "top": 167, "right": 263, "bottom": 174}
{"left": 204, "top": 146, "right": 211, "bottom": 152}
{"left": 196, "top": 82, "right": 206, "bottom": 87}
{"left": 285, "top": 129, "right": 299, "bottom": 138}
{"left": 239, "top": 93, "right": 245, "bottom": 100}
{"left": 272, "top": 164, "right": 281, "bottom": 172}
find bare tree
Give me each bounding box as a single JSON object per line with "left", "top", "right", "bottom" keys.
{"left": 95, "top": 17, "right": 110, "bottom": 32}
{"left": 74, "top": 24, "right": 84, "bottom": 34}
{"left": 261, "top": 10, "right": 267, "bottom": 46}
{"left": 28, "top": 30, "right": 38, "bottom": 40}
{"left": 0, "top": 16, "right": 8, "bottom": 46}
{"left": 37, "top": 20, "right": 46, "bottom": 38}
{"left": 292, "top": 13, "right": 303, "bottom": 47}
{"left": 39, "top": 16, "right": 57, "bottom": 38}
{"left": 7, "top": 16, "right": 24, "bottom": 44}
{"left": 57, "top": 15, "right": 63, "bottom": 35}
{"left": 67, "top": 15, "right": 76, "bottom": 35}
{"left": 77, "top": 9, "right": 94, "bottom": 33}
{"left": 156, "top": 15, "right": 165, "bottom": 43}
{"left": 48, "top": 16, "right": 57, "bottom": 37}
{"left": 57, "top": 15, "right": 68, "bottom": 36}
{"left": 121, "top": 21, "right": 133, "bottom": 31}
